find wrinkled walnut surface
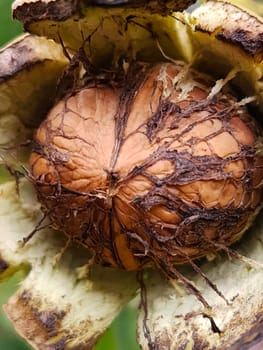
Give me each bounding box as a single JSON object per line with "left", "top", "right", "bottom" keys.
{"left": 30, "top": 62, "right": 263, "bottom": 271}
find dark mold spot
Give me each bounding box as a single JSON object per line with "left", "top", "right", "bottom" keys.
{"left": 13, "top": 0, "right": 78, "bottom": 25}
{"left": 20, "top": 290, "right": 67, "bottom": 336}
{"left": 0, "top": 257, "right": 9, "bottom": 274}
{"left": 36, "top": 310, "right": 66, "bottom": 335}
{"left": 216, "top": 29, "right": 263, "bottom": 59}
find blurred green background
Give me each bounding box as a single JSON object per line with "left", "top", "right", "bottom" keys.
{"left": 0, "top": 0, "right": 22, "bottom": 46}
{"left": 0, "top": 1, "right": 139, "bottom": 349}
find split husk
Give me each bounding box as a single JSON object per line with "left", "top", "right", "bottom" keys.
{"left": 0, "top": 0, "right": 263, "bottom": 349}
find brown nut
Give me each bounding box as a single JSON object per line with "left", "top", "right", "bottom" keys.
{"left": 30, "top": 61, "right": 263, "bottom": 272}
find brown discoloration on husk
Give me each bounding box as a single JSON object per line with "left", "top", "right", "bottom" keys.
{"left": 140, "top": 312, "right": 263, "bottom": 350}
{"left": 190, "top": 311, "right": 263, "bottom": 350}
{"left": 191, "top": 332, "right": 212, "bottom": 350}
{"left": 13, "top": 0, "right": 194, "bottom": 26}
{"left": 29, "top": 61, "right": 263, "bottom": 273}
{"left": 194, "top": 24, "right": 263, "bottom": 59}
{"left": 4, "top": 274, "right": 128, "bottom": 350}
{"left": 193, "top": 1, "right": 263, "bottom": 62}
{"left": 13, "top": 0, "right": 79, "bottom": 25}
{"left": 227, "top": 312, "right": 263, "bottom": 350}
{"left": 4, "top": 290, "right": 69, "bottom": 350}
{"left": 215, "top": 29, "right": 263, "bottom": 59}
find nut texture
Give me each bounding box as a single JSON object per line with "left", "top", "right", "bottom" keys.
{"left": 30, "top": 62, "right": 263, "bottom": 271}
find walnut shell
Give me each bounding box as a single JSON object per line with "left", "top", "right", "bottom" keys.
{"left": 30, "top": 61, "right": 263, "bottom": 271}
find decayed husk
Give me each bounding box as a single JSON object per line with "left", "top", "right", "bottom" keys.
{"left": 12, "top": 0, "right": 195, "bottom": 65}
{"left": 0, "top": 181, "right": 138, "bottom": 350}
{"left": 0, "top": 1, "right": 263, "bottom": 349}
{"left": 190, "top": 1, "right": 263, "bottom": 111}
{"left": 0, "top": 34, "right": 68, "bottom": 128}
{"left": 0, "top": 34, "right": 68, "bottom": 169}
{"left": 10, "top": 0, "right": 263, "bottom": 112}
